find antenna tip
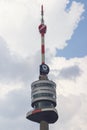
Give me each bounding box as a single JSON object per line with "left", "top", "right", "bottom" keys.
{"left": 41, "top": 5, "right": 43, "bottom": 10}
{"left": 41, "top": 5, "right": 44, "bottom": 15}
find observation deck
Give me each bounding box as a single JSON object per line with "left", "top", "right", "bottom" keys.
{"left": 26, "top": 108, "right": 58, "bottom": 123}
{"left": 26, "top": 79, "right": 58, "bottom": 123}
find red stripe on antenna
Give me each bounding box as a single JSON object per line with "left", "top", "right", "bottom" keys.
{"left": 42, "top": 44, "right": 45, "bottom": 54}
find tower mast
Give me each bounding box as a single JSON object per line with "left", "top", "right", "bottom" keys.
{"left": 39, "top": 5, "right": 49, "bottom": 80}
{"left": 39, "top": 5, "right": 46, "bottom": 64}
{"left": 26, "top": 5, "right": 58, "bottom": 130}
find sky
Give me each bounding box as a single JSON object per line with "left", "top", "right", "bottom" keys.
{"left": 0, "top": 0, "right": 87, "bottom": 130}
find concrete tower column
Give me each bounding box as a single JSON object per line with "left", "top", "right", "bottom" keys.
{"left": 40, "top": 121, "right": 49, "bottom": 130}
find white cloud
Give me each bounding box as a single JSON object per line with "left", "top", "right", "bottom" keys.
{"left": 0, "top": 49, "right": 87, "bottom": 130}
{"left": 0, "top": 0, "right": 84, "bottom": 57}
{"left": 49, "top": 56, "right": 87, "bottom": 96}
{"left": 0, "top": 36, "right": 40, "bottom": 83}
{"left": 50, "top": 94, "right": 87, "bottom": 130}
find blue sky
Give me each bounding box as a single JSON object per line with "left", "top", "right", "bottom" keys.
{"left": 57, "top": 0, "right": 87, "bottom": 58}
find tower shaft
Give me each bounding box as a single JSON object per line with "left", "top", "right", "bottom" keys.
{"left": 40, "top": 121, "right": 49, "bottom": 130}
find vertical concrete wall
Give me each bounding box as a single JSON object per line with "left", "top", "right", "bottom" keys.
{"left": 40, "top": 121, "right": 49, "bottom": 130}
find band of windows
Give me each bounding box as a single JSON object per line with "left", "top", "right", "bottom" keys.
{"left": 32, "top": 83, "right": 56, "bottom": 89}
{"left": 32, "top": 93, "right": 56, "bottom": 99}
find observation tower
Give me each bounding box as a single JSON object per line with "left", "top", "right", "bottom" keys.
{"left": 26, "top": 5, "right": 58, "bottom": 130}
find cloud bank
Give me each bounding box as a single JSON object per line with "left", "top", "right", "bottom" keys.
{"left": 0, "top": 0, "right": 84, "bottom": 57}
{"left": 0, "top": 0, "right": 86, "bottom": 130}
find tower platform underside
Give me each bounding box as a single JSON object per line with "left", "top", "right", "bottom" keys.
{"left": 26, "top": 108, "right": 58, "bottom": 123}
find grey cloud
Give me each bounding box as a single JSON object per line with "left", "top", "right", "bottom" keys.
{"left": 0, "top": 87, "right": 87, "bottom": 130}
{"left": 0, "top": 86, "right": 38, "bottom": 130}
{"left": 0, "top": 36, "right": 39, "bottom": 129}
{"left": 0, "top": 36, "right": 40, "bottom": 83}
{"left": 58, "top": 65, "right": 82, "bottom": 80}
{"left": 0, "top": 88, "right": 30, "bottom": 119}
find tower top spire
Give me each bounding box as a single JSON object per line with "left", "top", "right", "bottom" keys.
{"left": 41, "top": 5, "right": 44, "bottom": 24}
{"left": 39, "top": 5, "right": 46, "bottom": 36}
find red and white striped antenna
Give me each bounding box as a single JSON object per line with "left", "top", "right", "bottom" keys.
{"left": 39, "top": 5, "right": 47, "bottom": 64}
{"left": 39, "top": 5, "right": 49, "bottom": 76}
